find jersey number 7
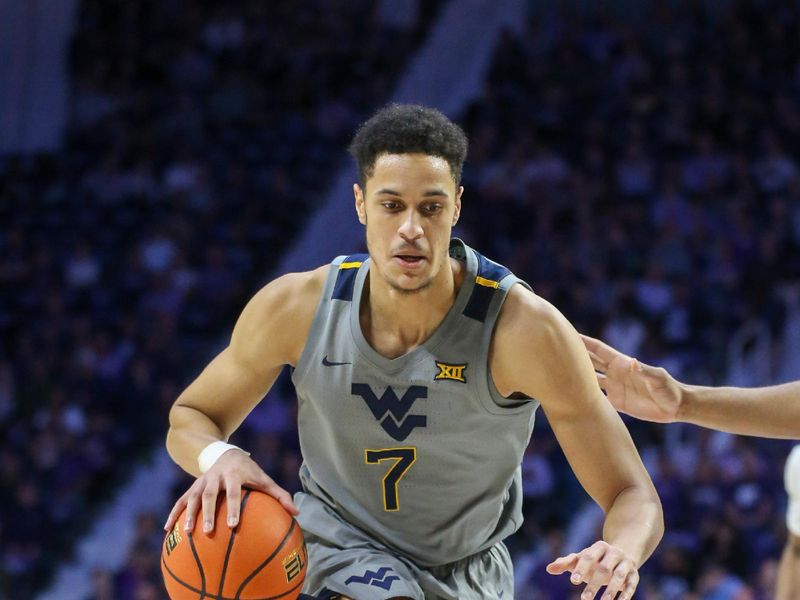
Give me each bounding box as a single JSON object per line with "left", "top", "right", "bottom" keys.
{"left": 364, "top": 447, "right": 417, "bottom": 511}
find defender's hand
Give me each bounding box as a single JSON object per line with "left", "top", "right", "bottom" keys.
{"left": 546, "top": 540, "right": 639, "bottom": 600}
{"left": 163, "top": 449, "right": 298, "bottom": 534}
{"left": 580, "top": 334, "right": 682, "bottom": 424}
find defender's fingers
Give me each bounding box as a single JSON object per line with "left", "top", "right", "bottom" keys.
{"left": 596, "top": 372, "right": 608, "bottom": 391}
{"left": 580, "top": 334, "right": 618, "bottom": 364}
{"left": 201, "top": 479, "right": 221, "bottom": 533}
{"left": 587, "top": 350, "right": 608, "bottom": 372}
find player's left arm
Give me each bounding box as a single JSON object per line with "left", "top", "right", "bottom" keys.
{"left": 492, "top": 285, "right": 663, "bottom": 600}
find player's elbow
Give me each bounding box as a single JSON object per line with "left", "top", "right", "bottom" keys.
{"left": 165, "top": 403, "right": 190, "bottom": 463}
{"left": 165, "top": 400, "right": 226, "bottom": 472}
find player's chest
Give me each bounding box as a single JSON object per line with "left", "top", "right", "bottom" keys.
{"left": 304, "top": 353, "right": 476, "bottom": 442}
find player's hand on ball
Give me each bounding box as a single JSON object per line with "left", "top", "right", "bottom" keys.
{"left": 164, "top": 449, "right": 298, "bottom": 534}
{"left": 580, "top": 334, "right": 682, "bottom": 424}
{"left": 546, "top": 540, "right": 639, "bottom": 600}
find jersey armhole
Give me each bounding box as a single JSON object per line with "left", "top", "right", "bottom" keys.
{"left": 291, "top": 258, "right": 346, "bottom": 384}
{"left": 475, "top": 278, "right": 541, "bottom": 416}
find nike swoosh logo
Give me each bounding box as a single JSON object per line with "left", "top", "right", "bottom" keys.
{"left": 322, "top": 355, "right": 351, "bottom": 367}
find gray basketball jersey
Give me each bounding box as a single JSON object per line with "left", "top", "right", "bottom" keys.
{"left": 292, "top": 239, "right": 538, "bottom": 567}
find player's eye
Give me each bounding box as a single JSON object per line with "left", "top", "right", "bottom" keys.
{"left": 422, "top": 203, "right": 442, "bottom": 214}
{"left": 381, "top": 201, "right": 400, "bottom": 211}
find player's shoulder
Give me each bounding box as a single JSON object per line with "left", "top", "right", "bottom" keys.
{"left": 494, "top": 284, "right": 576, "bottom": 361}
{"left": 498, "top": 284, "right": 563, "bottom": 334}
{"left": 231, "top": 265, "right": 332, "bottom": 367}
{"left": 239, "top": 265, "right": 329, "bottom": 330}
{"left": 269, "top": 264, "right": 330, "bottom": 300}
{"left": 492, "top": 285, "right": 584, "bottom": 398}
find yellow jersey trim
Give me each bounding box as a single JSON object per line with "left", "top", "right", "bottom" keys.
{"left": 475, "top": 276, "right": 500, "bottom": 289}
{"left": 340, "top": 261, "right": 362, "bottom": 269}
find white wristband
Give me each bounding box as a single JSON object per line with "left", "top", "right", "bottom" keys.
{"left": 786, "top": 446, "right": 800, "bottom": 536}
{"left": 198, "top": 441, "right": 249, "bottom": 474}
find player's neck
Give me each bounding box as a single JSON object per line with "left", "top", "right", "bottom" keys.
{"left": 361, "top": 258, "right": 462, "bottom": 357}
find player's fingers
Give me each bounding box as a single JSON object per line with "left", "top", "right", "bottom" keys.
{"left": 545, "top": 552, "right": 578, "bottom": 574}
{"left": 164, "top": 494, "right": 188, "bottom": 531}
{"left": 201, "top": 478, "right": 220, "bottom": 533}
{"left": 184, "top": 485, "right": 202, "bottom": 532}
{"left": 262, "top": 478, "right": 300, "bottom": 516}
{"left": 580, "top": 581, "right": 602, "bottom": 600}
{"left": 570, "top": 544, "right": 606, "bottom": 587}
{"left": 224, "top": 475, "right": 243, "bottom": 528}
{"left": 584, "top": 547, "right": 621, "bottom": 589}
{"left": 599, "top": 558, "right": 634, "bottom": 599}
{"left": 617, "top": 569, "right": 639, "bottom": 600}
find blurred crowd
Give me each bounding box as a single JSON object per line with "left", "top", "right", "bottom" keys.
{"left": 461, "top": 1, "right": 800, "bottom": 385}
{"left": 467, "top": 2, "right": 800, "bottom": 597}
{"left": 1, "top": 1, "right": 799, "bottom": 599}
{"left": 0, "top": 0, "right": 440, "bottom": 597}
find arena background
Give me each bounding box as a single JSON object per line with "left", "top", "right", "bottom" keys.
{"left": 1, "top": 0, "right": 799, "bottom": 598}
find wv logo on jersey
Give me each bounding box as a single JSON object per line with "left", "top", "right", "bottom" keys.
{"left": 351, "top": 383, "right": 427, "bottom": 441}
{"left": 345, "top": 566, "right": 400, "bottom": 591}
{"left": 434, "top": 361, "right": 467, "bottom": 383}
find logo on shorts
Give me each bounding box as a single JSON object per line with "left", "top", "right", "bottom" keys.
{"left": 345, "top": 566, "right": 400, "bottom": 591}
{"left": 351, "top": 383, "right": 427, "bottom": 441}
{"left": 434, "top": 361, "right": 467, "bottom": 383}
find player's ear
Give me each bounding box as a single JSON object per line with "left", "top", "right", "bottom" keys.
{"left": 354, "top": 183, "right": 367, "bottom": 225}
{"left": 453, "top": 185, "right": 463, "bottom": 226}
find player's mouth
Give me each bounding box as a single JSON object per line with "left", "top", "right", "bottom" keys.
{"left": 393, "top": 254, "right": 426, "bottom": 269}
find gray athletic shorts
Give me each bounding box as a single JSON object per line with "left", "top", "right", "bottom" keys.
{"left": 295, "top": 491, "right": 514, "bottom": 600}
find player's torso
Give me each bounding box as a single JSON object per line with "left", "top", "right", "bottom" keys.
{"left": 291, "top": 240, "right": 538, "bottom": 566}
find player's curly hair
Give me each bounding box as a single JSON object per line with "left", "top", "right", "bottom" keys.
{"left": 348, "top": 103, "right": 468, "bottom": 187}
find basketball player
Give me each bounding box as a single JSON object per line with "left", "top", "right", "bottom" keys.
{"left": 164, "top": 105, "right": 663, "bottom": 600}
{"left": 581, "top": 334, "right": 800, "bottom": 598}
{"left": 580, "top": 334, "right": 800, "bottom": 439}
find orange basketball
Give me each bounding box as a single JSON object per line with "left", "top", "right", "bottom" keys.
{"left": 161, "top": 490, "right": 307, "bottom": 600}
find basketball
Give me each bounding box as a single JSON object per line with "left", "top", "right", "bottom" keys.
{"left": 161, "top": 490, "right": 307, "bottom": 600}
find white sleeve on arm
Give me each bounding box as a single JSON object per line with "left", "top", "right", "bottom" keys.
{"left": 786, "top": 445, "right": 800, "bottom": 536}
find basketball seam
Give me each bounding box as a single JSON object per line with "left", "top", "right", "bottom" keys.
{"left": 163, "top": 554, "right": 207, "bottom": 596}
{"left": 163, "top": 554, "right": 305, "bottom": 600}
{"left": 234, "top": 518, "right": 298, "bottom": 599}
{"left": 188, "top": 528, "right": 207, "bottom": 599}
{"left": 218, "top": 490, "right": 252, "bottom": 598}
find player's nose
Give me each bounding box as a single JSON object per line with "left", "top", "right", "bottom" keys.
{"left": 397, "top": 210, "right": 423, "bottom": 240}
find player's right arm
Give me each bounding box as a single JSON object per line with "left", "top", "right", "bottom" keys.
{"left": 778, "top": 446, "right": 800, "bottom": 599}
{"left": 164, "top": 267, "right": 326, "bottom": 533}
{"left": 581, "top": 334, "right": 800, "bottom": 439}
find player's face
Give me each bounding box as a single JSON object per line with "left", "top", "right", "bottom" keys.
{"left": 354, "top": 153, "right": 462, "bottom": 294}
